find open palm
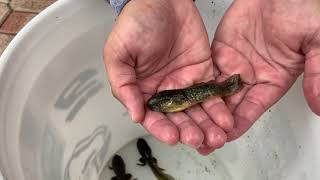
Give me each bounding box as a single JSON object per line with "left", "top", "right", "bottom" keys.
{"left": 210, "top": 0, "right": 320, "bottom": 144}
{"left": 104, "top": 0, "right": 233, "bottom": 150}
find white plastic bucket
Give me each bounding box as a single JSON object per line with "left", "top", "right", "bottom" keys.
{"left": 0, "top": 0, "right": 319, "bottom": 180}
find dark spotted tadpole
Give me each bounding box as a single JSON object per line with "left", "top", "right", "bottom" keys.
{"left": 147, "top": 74, "right": 243, "bottom": 113}
{"left": 136, "top": 138, "right": 175, "bottom": 180}
{"left": 109, "top": 154, "right": 133, "bottom": 180}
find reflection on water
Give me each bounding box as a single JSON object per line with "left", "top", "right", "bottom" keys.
{"left": 55, "top": 69, "right": 103, "bottom": 123}
{"left": 64, "top": 126, "right": 111, "bottom": 180}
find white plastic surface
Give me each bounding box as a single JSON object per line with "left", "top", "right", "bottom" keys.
{"left": 0, "top": 0, "right": 319, "bottom": 180}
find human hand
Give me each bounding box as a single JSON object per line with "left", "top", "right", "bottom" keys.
{"left": 207, "top": 0, "right": 320, "bottom": 151}
{"left": 104, "top": 0, "right": 233, "bottom": 151}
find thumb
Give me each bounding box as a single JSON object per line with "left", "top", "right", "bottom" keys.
{"left": 103, "top": 37, "right": 145, "bottom": 123}
{"left": 303, "top": 46, "right": 320, "bottom": 116}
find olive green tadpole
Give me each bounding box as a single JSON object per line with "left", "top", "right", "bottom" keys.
{"left": 147, "top": 74, "right": 243, "bottom": 113}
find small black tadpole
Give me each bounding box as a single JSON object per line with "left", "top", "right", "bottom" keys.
{"left": 136, "top": 138, "right": 175, "bottom": 180}
{"left": 110, "top": 154, "right": 133, "bottom": 180}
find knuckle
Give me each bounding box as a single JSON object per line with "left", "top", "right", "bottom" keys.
{"left": 217, "top": 116, "right": 234, "bottom": 132}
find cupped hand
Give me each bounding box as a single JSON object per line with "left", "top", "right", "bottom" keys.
{"left": 104, "top": 0, "right": 233, "bottom": 151}
{"left": 208, "top": 0, "right": 320, "bottom": 151}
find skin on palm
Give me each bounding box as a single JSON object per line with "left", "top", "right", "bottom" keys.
{"left": 104, "top": 0, "right": 233, "bottom": 152}
{"left": 210, "top": 0, "right": 320, "bottom": 145}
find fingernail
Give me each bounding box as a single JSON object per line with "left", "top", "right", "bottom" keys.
{"left": 129, "top": 110, "right": 141, "bottom": 123}
{"left": 132, "top": 119, "right": 140, "bottom": 123}
{"left": 185, "top": 143, "right": 202, "bottom": 149}
{"left": 130, "top": 113, "right": 139, "bottom": 123}
{"left": 192, "top": 142, "right": 203, "bottom": 149}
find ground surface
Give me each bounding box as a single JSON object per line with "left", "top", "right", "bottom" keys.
{"left": 0, "top": 0, "right": 56, "bottom": 55}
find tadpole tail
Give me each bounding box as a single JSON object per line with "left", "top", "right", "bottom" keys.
{"left": 218, "top": 74, "right": 244, "bottom": 96}
{"left": 150, "top": 165, "right": 175, "bottom": 180}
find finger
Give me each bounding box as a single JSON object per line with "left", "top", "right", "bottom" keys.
{"left": 185, "top": 105, "right": 227, "bottom": 149}
{"left": 303, "top": 53, "right": 320, "bottom": 115}
{"left": 208, "top": 42, "right": 256, "bottom": 132}
{"left": 167, "top": 112, "right": 204, "bottom": 148}
{"left": 103, "top": 40, "right": 144, "bottom": 123}
{"left": 227, "top": 83, "right": 287, "bottom": 141}
{"left": 202, "top": 97, "right": 235, "bottom": 132}
{"left": 197, "top": 144, "right": 215, "bottom": 156}
{"left": 142, "top": 110, "right": 179, "bottom": 145}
